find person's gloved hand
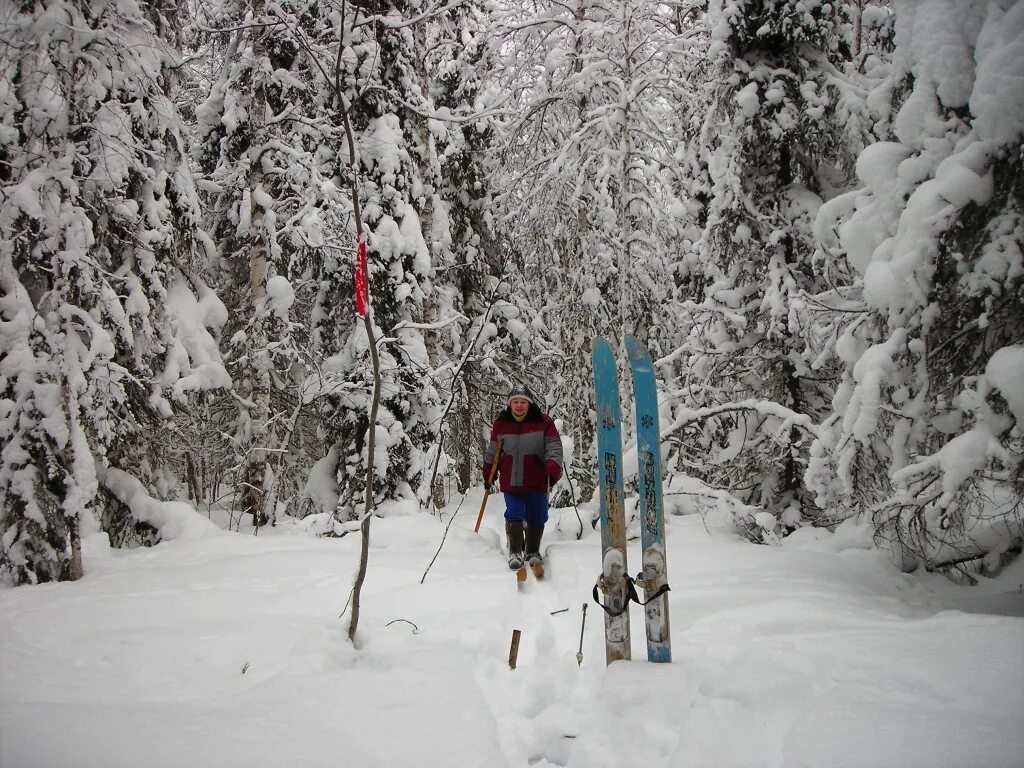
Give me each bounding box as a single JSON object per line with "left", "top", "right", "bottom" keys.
{"left": 545, "top": 460, "right": 561, "bottom": 487}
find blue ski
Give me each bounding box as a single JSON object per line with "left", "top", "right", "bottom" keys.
{"left": 626, "top": 336, "right": 672, "bottom": 663}
{"left": 592, "top": 338, "right": 631, "bottom": 663}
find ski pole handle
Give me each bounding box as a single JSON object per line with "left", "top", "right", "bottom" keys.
{"left": 474, "top": 444, "right": 502, "bottom": 533}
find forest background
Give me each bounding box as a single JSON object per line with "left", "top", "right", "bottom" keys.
{"left": 1, "top": 0, "right": 1022, "bottom": 588}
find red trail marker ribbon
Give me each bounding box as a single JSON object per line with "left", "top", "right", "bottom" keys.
{"left": 354, "top": 236, "right": 368, "bottom": 317}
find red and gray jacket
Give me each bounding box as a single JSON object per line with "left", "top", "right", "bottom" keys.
{"left": 482, "top": 404, "right": 563, "bottom": 493}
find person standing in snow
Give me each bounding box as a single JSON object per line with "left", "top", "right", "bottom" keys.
{"left": 482, "top": 384, "right": 564, "bottom": 571}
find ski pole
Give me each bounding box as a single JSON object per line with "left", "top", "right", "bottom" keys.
{"left": 577, "top": 603, "right": 588, "bottom": 667}
{"left": 474, "top": 445, "right": 502, "bottom": 533}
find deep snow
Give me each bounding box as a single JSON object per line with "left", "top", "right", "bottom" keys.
{"left": 2, "top": 493, "right": 1022, "bottom": 768}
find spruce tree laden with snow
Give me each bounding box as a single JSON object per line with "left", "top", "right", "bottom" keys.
{"left": 0, "top": 0, "right": 229, "bottom": 584}
{"left": 808, "top": 0, "right": 1023, "bottom": 577}
{"left": 422, "top": 0, "right": 515, "bottom": 495}
{"left": 667, "top": 0, "right": 865, "bottom": 536}
{"left": 192, "top": 1, "right": 340, "bottom": 526}
{"left": 309, "top": 0, "right": 443, "bottom": 522}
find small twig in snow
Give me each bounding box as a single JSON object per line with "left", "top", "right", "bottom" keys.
{"left": 385, "top": 619, "right": 420, "bottom": 634}
{"left": 420, "top": 494, "right": 468, "bottom": 584}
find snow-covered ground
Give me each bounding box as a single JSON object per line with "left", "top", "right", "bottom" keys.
{"left": 2, "top": 493, "right": 1022, "bottom": 768}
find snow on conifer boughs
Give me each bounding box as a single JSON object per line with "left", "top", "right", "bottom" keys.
{"left": 420, "top": 1, "right": 526, "bottom": 494}
{"left": 191, "top": 0, "right": 343, "bottom": 525}
{"left": 662, "top": 0, "right": 865, "bottom": 535}
{"left": 0, "top": 0, "right": 229, "bottom": 583}
{"left": 807, "top": 0, "right": 1023, "bottom": 574}
{"left": 306, "top": 0, "right": 444, "bottom": 521}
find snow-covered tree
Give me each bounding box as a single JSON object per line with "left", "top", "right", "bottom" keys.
{"left": 192, "top": 0, "right": 342, "bottom": 526}
{"left": 308, "top": 0, "right": 444, "bottom": 521}
{"left": 808, "top": 0, "right": 1023, "bottom": 575}
{"left": 665, "top": 0, "right": 869, "bottom": 534}
{"left": 416, "top": 1, "right": 512, "bottom": 497}
{"left": 0, "top": 0, "right": 229, "bottom": 584}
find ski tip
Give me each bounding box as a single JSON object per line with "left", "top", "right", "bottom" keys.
{"left": 625, "top": 335, "right": 650, "bottom": 364}
{"left": 516, "top": 566, "right": 528, "bottom": 584}
{"left": 531, "top": 562, "right": 545, "bottom": 580}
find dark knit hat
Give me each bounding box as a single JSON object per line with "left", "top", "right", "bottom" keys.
{"left": 508, "top": 384, "right": 533, "bottom": 403}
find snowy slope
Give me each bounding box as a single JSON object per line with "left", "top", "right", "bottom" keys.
{"left": 2, "top": 493, "right": 1022, "bottom": 768}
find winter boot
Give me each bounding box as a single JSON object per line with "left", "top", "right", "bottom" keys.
{"left": 525, "top": 525, "right": 544, "bottom": 567}
{"left": 506, "top": 521, "right": 525, "bottom": 570}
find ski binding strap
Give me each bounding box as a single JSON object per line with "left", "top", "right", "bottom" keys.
{"left": 592, "top": 573, "right": 670, "bottom": 616}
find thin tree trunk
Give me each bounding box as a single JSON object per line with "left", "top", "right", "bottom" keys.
{"left": 242, "top": 2, "right": 272, "bottom": 530}
{"left": 349, "top": 313, "right": 381, "bottom": 642}
{"left": 458, "top": 376, "right": 473, "bottom": 492}
{"left": 185, "top": 454, "right": 199, "bottom": 501}
{"left": 69, "top": 519, "right": 83, "bottom": 581}
{"left": 328, "top": 3, "right": 380, "bottom": 643}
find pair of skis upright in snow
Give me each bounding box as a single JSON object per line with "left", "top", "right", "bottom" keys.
{"left": 593, "top": 337, "right": 671, "bottom": 665}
